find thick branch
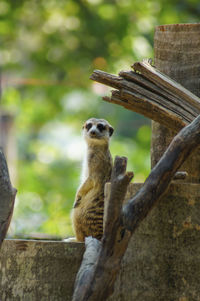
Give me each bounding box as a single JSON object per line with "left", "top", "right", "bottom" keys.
{"left": 72, "top": 237, "right": 102, "bottom": 300}
{"left": 72, "top": 157, "right": 133, "bottom": 301}
{"left": 104, "top": 89, "right": 186, "bottom": 131}
{"left": 0, "top": 148, "right": 16, "bottom": 248}
{"left": 123, "top": 114, "right": 200, "bottom": 232}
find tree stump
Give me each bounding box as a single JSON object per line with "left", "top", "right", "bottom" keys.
{"left": 151, "top": 23, "right": 200, "bottom": 182}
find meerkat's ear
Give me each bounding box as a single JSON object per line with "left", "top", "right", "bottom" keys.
{"left": 109, "top": 126, "right": 114, "bottom": 136}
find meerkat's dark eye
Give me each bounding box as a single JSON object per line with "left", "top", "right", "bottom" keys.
{"left": 97, "top": 123, "right": 106, "bottom": 132}
{"left": 86, "top": 123, "right": 92, "bottom": 131}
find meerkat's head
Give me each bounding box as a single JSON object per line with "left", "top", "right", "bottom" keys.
{"left": 83, "top": 118, "right": 114, "bottom": 146}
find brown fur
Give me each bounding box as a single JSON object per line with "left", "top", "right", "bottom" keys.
{"left": 71, "top": 118, "right": 113, "bottom": 242}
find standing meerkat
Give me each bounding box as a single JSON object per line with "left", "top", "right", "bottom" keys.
{"left": 71, "top": 118, "right": 114, "bottom": 242}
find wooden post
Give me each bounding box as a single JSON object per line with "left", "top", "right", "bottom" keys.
{"left": 151, "top": 24, "right": 200, "bottom": 182}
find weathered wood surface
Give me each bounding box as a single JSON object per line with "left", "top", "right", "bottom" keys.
{"left": 133, "top": 60, "right": 200, "bottom": 112}
{"left": 72, "top": 113, "right": 200, "bottom": 301}
{"left": 119, "top": 69, "right": 197, "bottom": 119}
{"left": 108, "top": 182, "right": 200, "bottom": 301}
{"left": 103, "top": 88, "right": 186, "bottom": 132}
{"left": 0, "top": 148, "right": 16, "bottom": 248}
{"left": 151, "top": 23, "right": 200, "bottom": 183}
{"left": 90, "top": 60, "right": 200, "bottom": 132}
{"left": 0, "top": 239, "right": 85, "bottom": 301}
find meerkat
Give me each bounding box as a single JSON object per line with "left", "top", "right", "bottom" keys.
{"left": 71, "top": 118, "right": 114, "bottom": 242}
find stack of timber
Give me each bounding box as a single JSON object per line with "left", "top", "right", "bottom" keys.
{"left": 90, "top": 59, "right": 200, "bottom": 132}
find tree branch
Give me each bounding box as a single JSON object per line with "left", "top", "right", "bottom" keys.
{"left": 123, "top": 113, "right": 200, "bottom": 232}
{"left": 72, "top": 157, "right": 133, "bottom": 301}
{"left": 0, "top": 148, "right": 17, "bottom": 248}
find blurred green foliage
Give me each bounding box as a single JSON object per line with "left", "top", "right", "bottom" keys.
{"left": 1, "top": 0, "right": 199, "bottom": 238}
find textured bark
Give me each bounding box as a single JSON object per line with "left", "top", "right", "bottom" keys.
{"left": 0, "top": 148, "right": 16, "bottom": 248}
{"left": 151, "top": 23, "right": 200, "bottom": 183}
{"left": 133, "top": 60, "right": 200, "bottom": 112}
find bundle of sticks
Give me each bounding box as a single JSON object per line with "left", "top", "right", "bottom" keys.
{"left": 90, "top": 59, "right": 200, "bottom": 132}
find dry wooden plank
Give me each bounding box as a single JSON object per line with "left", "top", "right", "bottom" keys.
{"left": 90, "top": 70, "right": 123, "bottom": 90}
{"left": 133, "top": 60, "right": 200, "bottom": 112}
{"left": 91, "top": 69, "right": 195, "bottom": 129}
{"left": 91, "top": 69, "right": 199, "bottom": 120}
{"left": 119, "top": 70, "right": 198, "bottom": 119}
{"left": 121, "top": 89, "right": 191, "bottom": 123}
{"left": 121, "top": 83, "right": 193, "bottom": 123}
{"left": 103, "top": 90, "right": 186, "bottom": 132}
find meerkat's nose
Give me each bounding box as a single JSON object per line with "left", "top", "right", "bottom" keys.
{"left": 90, "top": 130, "right": 96, "bottom": 136}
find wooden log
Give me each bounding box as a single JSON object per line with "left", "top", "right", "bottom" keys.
{"left": 152, "top": 23, "right": 200, "bottom": 181}
{"left": 0, "top": 148, "right": 17, "bottom": 248}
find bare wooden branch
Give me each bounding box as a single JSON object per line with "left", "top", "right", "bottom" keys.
{"left": 72, "top": 157, "right": 133, "bottom": 301}
{"left": 90, "top": 64, "right": 200, "bottom": 132}
{"left": 91, "top": 70, "right": 196, "bottom": 122}
{"left": 123, "top": 113, "right": 200, "bottom": 232}
{"left": 72, "top": 237, "right": 102, "bottom": 300}
{"left": 0, "top": 148, "right": 17, "bottom": 248}
{"left": 103, "top": 90, "right": 185, "bottom": 132}
{"left": 119, "top": 70, "right": 198, "bottom": 118}
{"left": 73, "top": 114, "right": 200, "bottom": 301}
{"left": 133, "top": 60, "right": 200, "bottom": 112}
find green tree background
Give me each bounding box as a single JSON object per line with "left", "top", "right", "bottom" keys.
{"left": 1, "top": 0, "right": 199, "bottom": 238}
